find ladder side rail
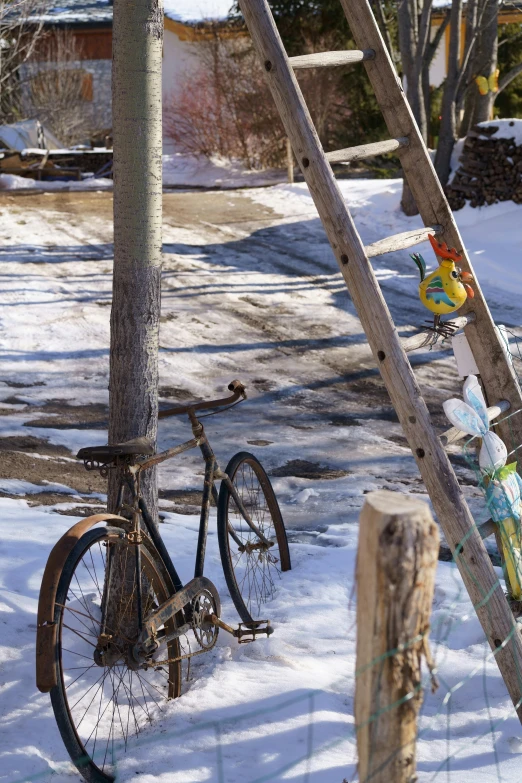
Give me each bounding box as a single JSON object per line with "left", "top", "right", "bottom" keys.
{"left": 340, "top": 0, "right": 522, "bottom": 451}
{"left": 238, "top": 0, "right": 522, "bottom": 719}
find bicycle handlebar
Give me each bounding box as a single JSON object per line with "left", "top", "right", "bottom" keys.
{"left": 158, "top": 379, "right": 247, "bottom": 419}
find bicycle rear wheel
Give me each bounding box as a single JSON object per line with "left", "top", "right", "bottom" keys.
{"left": 50, "top": 526, "right": 182, "bottom": 783}
{"left": 217, "top": 451, "right": 291, "bottom": 623}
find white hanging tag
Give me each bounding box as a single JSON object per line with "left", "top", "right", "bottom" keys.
{"left": 452, "top": 332, "right": 479, "bottom": 379}
{"left": 495, "top": 324, "right": 514, "bottom": 367}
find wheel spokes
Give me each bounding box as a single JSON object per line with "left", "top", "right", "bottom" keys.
{"left": 227, "top": 461, "right": 282, "bottom": 615}
{"left": 57, "top": 536, "right": 179, "bottom": 777}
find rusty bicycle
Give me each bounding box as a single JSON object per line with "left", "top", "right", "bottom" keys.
{"left": 36, "top": 380, "right": 291, "bottom": 783}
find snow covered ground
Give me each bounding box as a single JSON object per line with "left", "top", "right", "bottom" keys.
{"left": 1, "top": 179, "right": 522, "bottom": 783}
{"left": 163, "top": 154, "right": 287, "bottom": 189}
{"left": 0, "top": 173, "right": 114, "bottom": 192}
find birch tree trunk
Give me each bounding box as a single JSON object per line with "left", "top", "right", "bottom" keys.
{"left": 109, "top": 0, "right": 163, "bottom": 522}
{"left": 434, "top": 0, "right": 462, "bottom": 186}
{"left": 468, "top": 0, "right": 499, "bottom": 125}
{"left": 397, "top": 0, "right": 433, "bottom": 215}
{"left": 459, "top": 0, "right": 480, "bottom": 135}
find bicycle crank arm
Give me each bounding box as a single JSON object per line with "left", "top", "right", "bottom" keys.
{"left": 209, "top": 614, "right": 273, "bottom": 644}
{"left": 135, "top": 576, "right": 221, "bottom": 657}
{"left": 156, "top": 621, "right": 193, "bottom": 647}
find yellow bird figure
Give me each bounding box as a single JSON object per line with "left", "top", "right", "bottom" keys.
{"left": 410, "top": 234, "right": 474, "bottom": 338}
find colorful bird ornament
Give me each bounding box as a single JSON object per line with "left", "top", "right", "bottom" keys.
{"left": 410, "top": 233, "right": 474, "bottom": 338}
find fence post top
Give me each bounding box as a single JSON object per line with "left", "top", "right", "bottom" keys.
{"left": 363, "top": 489, "right": 431, "bottom": 515}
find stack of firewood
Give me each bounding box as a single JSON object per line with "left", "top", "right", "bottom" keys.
{"left": 446, "top": 122, "right": 522, "bottom": 210}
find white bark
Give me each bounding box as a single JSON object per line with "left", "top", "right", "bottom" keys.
{"left": 109, "top": 0, "right": 163, "bottom": 521}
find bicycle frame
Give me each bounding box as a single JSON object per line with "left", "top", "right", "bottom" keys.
{"left": 36, "top": 381, "right": 280, "bottom": 783}
{"left": 105, "top": 408, "right": 275, "bottom": 657}
{"left": 116, "top": 409, "right": 271, "bottom": 600}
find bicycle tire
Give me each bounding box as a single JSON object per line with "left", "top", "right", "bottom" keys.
{"left": 217, "top": 451, "right": 291, "bottom": 624}
{"left": 50, "top": 526, "right": 181, "bottom": 783}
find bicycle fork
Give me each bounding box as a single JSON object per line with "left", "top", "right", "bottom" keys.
{"left": 189, "top": 411, "right": 273, "bottom": 554}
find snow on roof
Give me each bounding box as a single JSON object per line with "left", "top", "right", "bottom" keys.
{"left": 163, "top": 0, "right": 233, "bottom": 24}
{"left": 24, "top": 0, "right": 113, "bottom": 26}
{"left": 23, "top": 0, "right": 232, "bottom": 26}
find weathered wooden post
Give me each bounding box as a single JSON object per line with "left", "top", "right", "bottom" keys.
{"left": 355, "top": 490, "right": 439, "bottom": 782}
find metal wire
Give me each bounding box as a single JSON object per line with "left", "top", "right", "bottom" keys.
{"left": 22, "top": 336, "right": 522, "bottom": 783}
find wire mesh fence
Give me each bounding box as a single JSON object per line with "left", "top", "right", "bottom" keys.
{"left": 15, "top": 330, "right": 522, "bottom": 783}
{"left": 19, "top": 519, "right": 520, "bottom": 782}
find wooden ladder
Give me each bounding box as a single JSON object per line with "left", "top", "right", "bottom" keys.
{"left": 238, "top": 0, "right": 522, "bottom": 718}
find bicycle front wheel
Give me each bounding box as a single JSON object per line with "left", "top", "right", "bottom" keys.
{"left": 50, "top": 527, "right": 181, "bottom": 783}
{"left": 217, "top": 451, "right": 291, "bottom": 623}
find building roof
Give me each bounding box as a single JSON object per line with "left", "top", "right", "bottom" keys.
{"left": 26, "top": 0, "right": 113, "bottom": 26}
{"left": 164, "top": 0, "right": 233, "bottom": 24}
{"left": 432, "top": 0, "right": 522, "bottom": 12}
{"left": 23, "top": 0, "right": 233, "bottom": 27}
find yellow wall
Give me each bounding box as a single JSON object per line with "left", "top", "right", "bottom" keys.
{"left": 164, "top": 16, "right": 245, "bottom": 42}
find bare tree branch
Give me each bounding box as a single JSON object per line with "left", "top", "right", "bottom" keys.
{"left": 418, "top": 0, "right": 434, "bottom": 62}
{"left": 28, "top": 29, "right": 98, "bottom": 144}
{"left": 0, "top": 0, "right": 50, "bottom": 122}
{"left": 498, "top": 29, "right": 522, "bottom": 47}
{"left": 370, "top": 0, "right": 397, "bottom": 63}
{"left": 455, "top": 0, "right": 489, "bottom": 104}
{"left": 434, "top": 0, "right": 463, "bottom": 185}
{"left": 423, "top": 8, "right": 450, "bottom": 67}
{"left": 497, "top": 59, "right": 522, "bottom": 92}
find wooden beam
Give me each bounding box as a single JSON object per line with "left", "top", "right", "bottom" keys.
{"left": 341, "top": 0, "right": 522, "bottom": 496}
{"left": 402, "top": 313, "right": 475, "bottom": 354}
{"left": 339, "top": 0, "right": 522, "bottom": 719}
{"left": 365, "top": 226, "right": 442, "bottom": 258}
{"left": 289, "top": 49, "right": 374, "bottom": 69}
{"left": 326, "top": 137, "right": 409, "bottom": 164}
{"left": 479, "top": 518, "right": 496, "bottom": 539}
{"left": 239, "top": 0, "right": 522, "bottom": 721}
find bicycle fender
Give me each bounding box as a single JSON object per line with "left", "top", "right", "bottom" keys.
{"left": 36, "top": 513, "right": 127, "bottom": 693}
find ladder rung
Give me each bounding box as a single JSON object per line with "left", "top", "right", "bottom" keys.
{"left": 402, "top": 313, "right": 475, "bottom": 354}
{"left": 440, "top": 400, "right": 510, "bottom": 448}
{"left": 478, "top": 519, "right": 495, "bottom": 540}
{"left": 326, "top": 137, "right": 409, "bottom": 165}
{"left": 289, "top": 49, "right": 375, "bottom": 70}
{"left": 365, "top": 226, "right": 442, "bottom": 258}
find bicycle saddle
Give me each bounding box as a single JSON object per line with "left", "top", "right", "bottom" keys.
{"left": 77, "top": 436, "right": 155, "bottom": 463}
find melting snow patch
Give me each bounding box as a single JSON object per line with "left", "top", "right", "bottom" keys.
{"left": 0, "top": 479, "right": 80, "bottom": 496}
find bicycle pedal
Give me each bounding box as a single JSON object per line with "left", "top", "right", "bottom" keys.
{"left": 235, "top": 620, "right": 273, "bottom": 644}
